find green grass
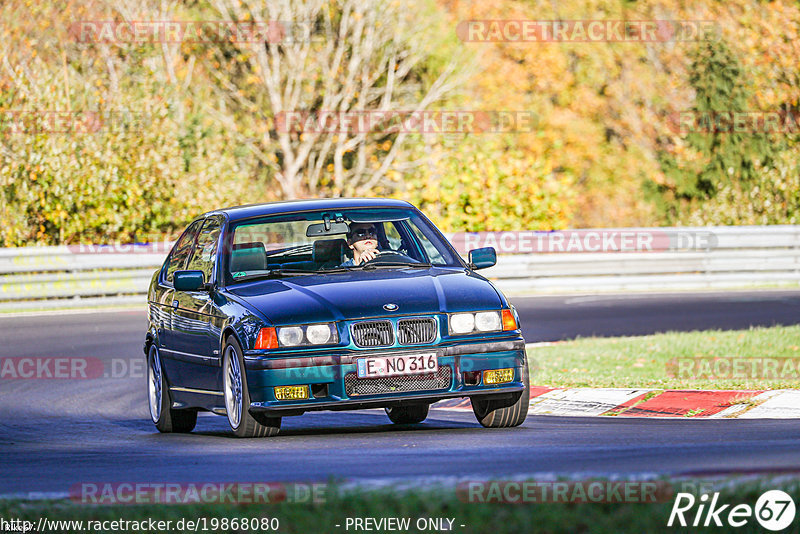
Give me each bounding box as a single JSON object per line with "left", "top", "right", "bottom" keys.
{"left": 2, "top": 478, "right": 799, "bottom": 534}
{"left": 528, "top": 325, "right": 800, "bottom": 389}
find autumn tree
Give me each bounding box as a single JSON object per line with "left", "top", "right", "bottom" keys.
{"left": 652, "top": 37, "right": 786, "bottom": 223}
{"left": 207, "top": 0, "right": 467, "bottom": 199}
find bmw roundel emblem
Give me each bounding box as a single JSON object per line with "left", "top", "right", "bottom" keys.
{"left": 383, "top": 303, "right": 398, "bottom": 311}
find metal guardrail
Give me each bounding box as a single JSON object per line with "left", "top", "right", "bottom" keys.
{"left": 0, "top": 246, "right": 166, "bottom": 310}
{"left": 0, "top": 225, "right": 798, "bottom": 311}
{"left": 482, "top": 226, "right": 800, "bottom": 293}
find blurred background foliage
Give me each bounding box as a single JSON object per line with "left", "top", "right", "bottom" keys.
{"left": 0, "top": 0, "right": 799, "bottom": 246}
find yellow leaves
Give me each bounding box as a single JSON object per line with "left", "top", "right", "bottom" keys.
{"left": 398, "top": 137, "right": 574, "bottom": 232}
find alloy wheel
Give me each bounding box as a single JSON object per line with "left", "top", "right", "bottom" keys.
{"left": 224, "top": 345, "right": 243, "bottom": 429}
{"left": 147, "top": 345, "right": 162, "bottom": 423}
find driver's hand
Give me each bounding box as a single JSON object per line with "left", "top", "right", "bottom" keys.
{"left": 358, "top": 249, "right": 381, "bottom": 264}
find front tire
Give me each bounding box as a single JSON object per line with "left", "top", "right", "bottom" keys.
{"left": 147, "top": 344, "right": 197, "bottom": 433}
{"left": 223, "top": 336, "right": 281, "bottom": 438}
{"left": 385, "top": 404, "right": 429, "bottom": 424}
{"left": 471, "top": 359, "right": 530, "bottom": 428}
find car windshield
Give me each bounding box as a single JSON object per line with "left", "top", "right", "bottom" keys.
{"left": 224, "top": 208, "right": 462, "bottom": 283}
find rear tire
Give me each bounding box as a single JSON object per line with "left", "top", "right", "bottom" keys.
{"left": 147, "top": 344, "right": 197, "bottom": 433}
{"left": 223, "top": 336, "right": 281, "bottom": 438}
{"left": 385, "top": 404, "right": 429, "bottom": 424}
{"left": 471, "top": 359, "right": 530, "bottom": 428}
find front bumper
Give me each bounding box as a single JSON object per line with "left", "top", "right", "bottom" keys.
{"left": 244, "top": 338, "right": 526, "bottom": 416}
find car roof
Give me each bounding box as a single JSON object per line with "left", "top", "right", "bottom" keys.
{"left": 204, "top": 198, "right": 416, "bottom": 222}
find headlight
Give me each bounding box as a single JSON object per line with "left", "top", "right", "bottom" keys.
{"left": 274, "top": 323, "right": 339, "bottom": 347}
{"left": 449, "top": 310, "right": 515, "bottom": 335}
{"left": 277, "top": 326, "right": 304, "bottom": 346}
{"left": 475, "top": 311, "right": 501, "bottom": 331}
{"left": 306, "top": 323, "right": 333, "bottom": 344}
{"left": 449, "top": 313, "right": 475, "bottom": 334}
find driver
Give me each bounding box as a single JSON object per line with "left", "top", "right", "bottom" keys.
{"left": 341, "top": 222, "right": 381, "bottom": 266}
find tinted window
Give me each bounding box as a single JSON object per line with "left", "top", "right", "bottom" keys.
{"left": 185, "top": 217, "right": 222, "bottom": 282}
{"left": 165, "top": 220, "right": 203, "bottom": 283}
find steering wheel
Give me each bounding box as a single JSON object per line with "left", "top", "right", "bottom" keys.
{"left": 364, "top": 250, "right": 417, "bottom": 264}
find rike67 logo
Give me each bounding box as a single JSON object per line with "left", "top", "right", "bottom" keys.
{"left": 668, "top": 490, "right": 796, "bottom": 531}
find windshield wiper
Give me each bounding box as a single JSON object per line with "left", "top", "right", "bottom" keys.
{"left": 353, "top": 262, "right": 432, "bottom": 270}
{"left": 316, "top": 267, "right": 351, "bottom": 273}
{"left": 233, "top": 269, "right": 316, "bottom": 282}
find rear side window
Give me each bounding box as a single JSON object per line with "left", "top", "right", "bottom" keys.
{"left": 185, "top": 217, "right": 222, "bottom": 282}
{"left": 164, "top": 220, "right": 203, "bottom": 283}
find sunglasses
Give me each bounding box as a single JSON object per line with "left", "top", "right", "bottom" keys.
{"left": 351, "top": 227, "right": 377, "bottom": 239}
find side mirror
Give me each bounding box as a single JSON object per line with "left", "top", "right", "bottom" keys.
{"left": 174, "top": 270, "right": 206, "bottom": 291}
{"left": 468, "top": 247, "right": 497, "bottom": 270}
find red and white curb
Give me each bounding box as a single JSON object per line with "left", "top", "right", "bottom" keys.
{"left": 436, "top": 388, "right": 800, "bottom": 418}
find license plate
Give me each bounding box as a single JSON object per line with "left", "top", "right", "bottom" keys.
{"left": 356, "top": 353, "right": 438, "bottom": 379}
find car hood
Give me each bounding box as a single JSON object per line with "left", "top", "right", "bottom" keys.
{"left": 226, "top": 268, "right": 503, "bottom": 325}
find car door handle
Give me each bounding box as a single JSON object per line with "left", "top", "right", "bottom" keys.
{"left": 172, "top": 300, "right": 179, "bottom": 309}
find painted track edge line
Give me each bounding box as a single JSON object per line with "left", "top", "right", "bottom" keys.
{"left": 436, "top": 388, "right": 800, "bottom": 419}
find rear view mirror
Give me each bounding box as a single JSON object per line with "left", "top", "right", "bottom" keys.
{"left": 468, "top": 247, "right": 497, "bottom": 270}
{"left": 306, "top": 221, "right": 350, "bottom": 237}
{"left": 174, "top": 270, "right": 206, "bottom": 291}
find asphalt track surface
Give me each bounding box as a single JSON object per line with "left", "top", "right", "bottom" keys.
{"left": 1, "top": 289, "right": 799, "bottom": 496}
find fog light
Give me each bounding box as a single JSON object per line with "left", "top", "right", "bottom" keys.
{"left": 483, "top": 368, "right": 514, "bottom": 384}
{"left": 274, "top": 385, "right": 309, "bottom": 400}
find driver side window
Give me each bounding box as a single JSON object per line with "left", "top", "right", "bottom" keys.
{"left": 185, "top": 217, "right": 222, "bottom": 283}
{"left": 164, "top": 220, "right": 203, "bottom": 283}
